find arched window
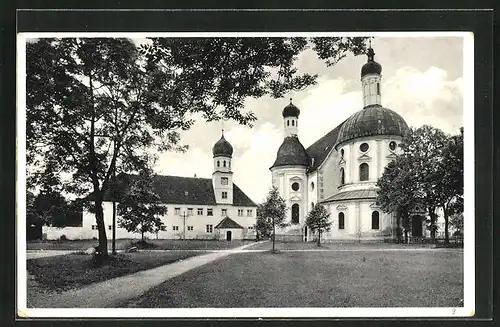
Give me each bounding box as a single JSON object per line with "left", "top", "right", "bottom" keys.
{"left": 217, "top": 160, "right": 220, "bottom": 167}
{"left": 338, "top": 212, "right": 345, "bottom": 230}
{"left": 228, "top": 161, "right": 231, "bottom": 169}
{"left": 287, "top": 120, "right": 290, "bottom": 126}
{"left": 310, "top": 182, "right": 315, "bottom": 191}
{"left": 291, "top": 120, "right": 295, "bottom": 126}
{"left": 340, "top": 149, "right": 344, "bottom": 158}
{"left": 371, "top": 211, "right": 380, "bottom": 230}
{"left": 223, "top": 160, "right": 226, "bottom": 167}
{"left": 377, "top": 83, "right": 381, "bottom": 95}
{"left": 340, "top": 168, "right": 345, "bottom": 185}
{"left": 311, "top": 202, "right": 315, "bottom": 209}
{"left": 291, "top": 204, "right": 299, "bottom": 224}
{"left": 359, "top": 163, "right": 369, "bottom": 181}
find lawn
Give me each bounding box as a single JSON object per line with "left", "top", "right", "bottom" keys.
{"left": 249, "top": 240, "right": 441, "bottom": 251}
{"left": 27, "top": 251, "right": 201, "bottom": 293}
{"left": 121, "top": 250, "right": 463, "bottom": 308}
{"left": 27, "top": 239, "right": 256, "bottom": 251}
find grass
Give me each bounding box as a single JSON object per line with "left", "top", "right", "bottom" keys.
{"left": 27, "top": 239, "right": 256, "bottom": 251}
{"left": 27, "top": 251, "right": 201, "bottom": 293}
{"left": 121, "top": 249, "right": 463, "bottom": 308}
{"left": 249, "top": 240, "right": 442, "bottom": 251}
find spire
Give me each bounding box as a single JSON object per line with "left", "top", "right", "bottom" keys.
{"left": 367, "top": 39, "right": 375, "bottom": 62}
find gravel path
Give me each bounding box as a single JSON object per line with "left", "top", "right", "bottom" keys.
{"left": 26, "top": 241, "right": 266, "bottom": 309}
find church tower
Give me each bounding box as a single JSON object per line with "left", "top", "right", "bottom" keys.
{"left": 212, "top": 131, "right": 234, "bottom": 205}
{"left": 270, "top": 100, "right": 310, "bottom": 230}
{"left": 361, "top": 42, "right": 382, "bottom": 107}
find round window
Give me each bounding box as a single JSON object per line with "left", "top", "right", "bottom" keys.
{"left": 291, "top": 182, "right": 300, "bottom": 191}
{"left": 389, "top": 141, "right": 397, "bottom": 151}
{"left": 360, "top": 143, "right": 369, "bottom": 152}
{"left": 310, "top": 182, "right": 315, "bottom": 191}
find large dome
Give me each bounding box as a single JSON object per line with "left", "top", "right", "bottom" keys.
{"left": 212, "top": 134, "right": 233, "bottom": 158}
{"left": 335, "top": 105, "right": 409, "bottom": 147}
{"left": 270, "top": 136, "right": 310, "bottom": 169}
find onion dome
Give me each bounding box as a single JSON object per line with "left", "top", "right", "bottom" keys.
{"left": 335, "top": 105, "right": 409, "bottom": 147}
{"left": 282, "top": 99, "right": 300, "bottom": 118}
{"left": 270, "top": 136, "right": 310, "bottom": 169}
{"left": 361, "top": 47, "right": 382, "bottom": 77}
{"left": 212, "top": 132, "right": 233, "bottom": 158}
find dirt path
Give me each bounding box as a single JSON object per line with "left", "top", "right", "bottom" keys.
{"left": 25, "top": 241, "right": 266, "bottom": 309}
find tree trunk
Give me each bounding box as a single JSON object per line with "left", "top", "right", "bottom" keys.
{"left": 272, "top": 217, "right": 275, "bottom": 252}
{"left": 428, "top": 206, "right": 436, "bottom": 243}
{"left": 396, "top": 213, "right": 402, "bottom": 243}
{"left": 404, "top": 229, "right": 408, "bottom": 244}
{"left": 317, "top": 230, "right": 321, "bottom": 247}
{"left": 94, "top": 198, "right": 108, "bottom": 257}
{"left": 443, "top": 204, "right": 449, "bottom": 245}
{"left": 142, "top": 230, "right": 145, "bottom": 242}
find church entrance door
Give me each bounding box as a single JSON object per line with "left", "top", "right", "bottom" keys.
{"left": 411, "top": 215, "right": 423, "bottom": 237}
{"left": 226, "top": 231, "right": 232, "bottom": 241}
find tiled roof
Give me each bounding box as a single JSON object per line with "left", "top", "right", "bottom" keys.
{"left": 321, "top": 189, "right": 378, "bottom": 203}
{"left": 305, "top": 120, "right": 346, "bottom": 173}
{"left": 214, "top": 216, "right": 244, "bottom": 229}
{"left": 99, "top": 174, "right": 256, "bottom": 207}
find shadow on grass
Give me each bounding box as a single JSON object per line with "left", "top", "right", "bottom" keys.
{"left": 27, "top": 250, "right": 200, "bottom": 293}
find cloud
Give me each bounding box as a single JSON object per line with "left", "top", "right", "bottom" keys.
{"left": 383, "top": 66, "right": 463, "bottom": 134}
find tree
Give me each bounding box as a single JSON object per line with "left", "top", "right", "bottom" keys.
{"left": 399, "top": 125, "right": 449, "bottom": 243}
{"left": 117, "top": 169, "right": 166, "bottom": 242}
{"left": 376, "top": 155, "right": 420, "bottom": 243}
{"left": 305, "top": 203, "right": 332, "bottom": 247}
{"left": 257, "top": 186, "right": 288, "bottom": 252}
{"left": 27, "top": 37, "right": 369, "bottom": 257}
{"left": 436, "top": 129, "right": 464, "bottom": 244}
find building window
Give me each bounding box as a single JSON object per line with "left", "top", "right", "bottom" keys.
{"left": 217, "top": 160, "right": 220, "bottom": 167}
{"left": 291, "top": 182, "right": 300, "bottom": 191}
{"left": 221, "top": 177, "right": 228, "bottom": 185}
{"left": 174, "top": 207, "right": 181, "bottom": 215}
{"left": 187, "top": 226, "right": 194, "bottom": 231}
{"left": 340, "top": 148, "right": 344, "bottom": 158}
{"left": 247, "top": 209, "right": 253, "bottom": 217}
{"left": 165, "top": 207, "right": 168, "bottom": 215}
{"left": 91, "top": 225, "right": 97, "bottom": 230}
{"left": 238, "top": 209, "right": 244, "bottom": 216}
{"left": 372, "top": 211, "right": 380, "bottom": 230}
{"left": 221, "top": 208, "right": 227, "bottom": 216}
{"left": 287, "top": 120, "right": 290, "bottom": 126}
{"left": 310, "top": 182, "right": 315, "bottom": 191}
{"left": 108, "top": 225, "right": 112, "bottom": 231}
{"left": 389, "top": 141, "right": 397, "bottom": 151}
{"left": 197, "top": 208, "right": 203, "bottom": 215}
{"left": 340, "top": 167, "right": 345, "bottom": 185}
{"left": 291, "top": 204, "right": 299, "bottom": 224}
{"left": 229, "top": 161, "right": 231, "bottom": 169}
{"left": 338, "top": 212, "right": 345, "bottom": 230}
{"left": 248, "top": 226, "right": 254, "bottom": 230}
{"left": 206, "top": 224, "right": 213, "bottom": 233}
{"left": 377, "top": 83, "right": 381, "bottom": 95}
{"left": 173, "top": 226, "right": 179, "bottom": 231}
{"left": 291, "top": 120, "right": 295, "bottom": 126}
{"left": 223, "top": 160, "right": 226, "bottom": 167}
{"left": 222, "top": 191, "right": 228, "bottom": 199}
{"left": 359, "top": 163, "right": 369, "bottom": 181}
{"left": 207, "top": 208, "right": 213, "bottom": 216}
{"left": 360, "top": 142, "right": 369, "bottom": 152}
{"left": 187, "top": 208, "right": 193, "bottom": 215}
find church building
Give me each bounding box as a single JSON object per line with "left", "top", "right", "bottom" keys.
{"left": 43, "top": 133, "right": 258, "bottom": 241}
{"left": 270, "top": 45, "right": 426, "bottom": 242}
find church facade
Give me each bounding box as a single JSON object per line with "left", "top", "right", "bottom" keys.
{"left": 43, "top": 133, "right": 258, "bottom": 241}
{"left": 270, "top": 46, "right": 426, "bottom": 242}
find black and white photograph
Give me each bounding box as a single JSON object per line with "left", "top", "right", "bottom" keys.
{"left": 17, "top": 32, "right": 473, "bottom": 318}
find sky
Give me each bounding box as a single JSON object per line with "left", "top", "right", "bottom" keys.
{"left": 151, "top": 36, "right": 465, "bottom": 204}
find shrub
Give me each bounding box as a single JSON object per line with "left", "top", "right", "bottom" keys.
{"left": 59, "top": 234, "right": 68, "bottom": 241}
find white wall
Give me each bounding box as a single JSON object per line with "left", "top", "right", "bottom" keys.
{"left": 44, "top": 201, "right": 257, "bottom": 240}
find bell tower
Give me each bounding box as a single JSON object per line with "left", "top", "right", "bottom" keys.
{"left": 212, "top": 131, "right": 234, "bottom": 205}
{"left": 361, "top": 41, "right": 383, "bottom": 108}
